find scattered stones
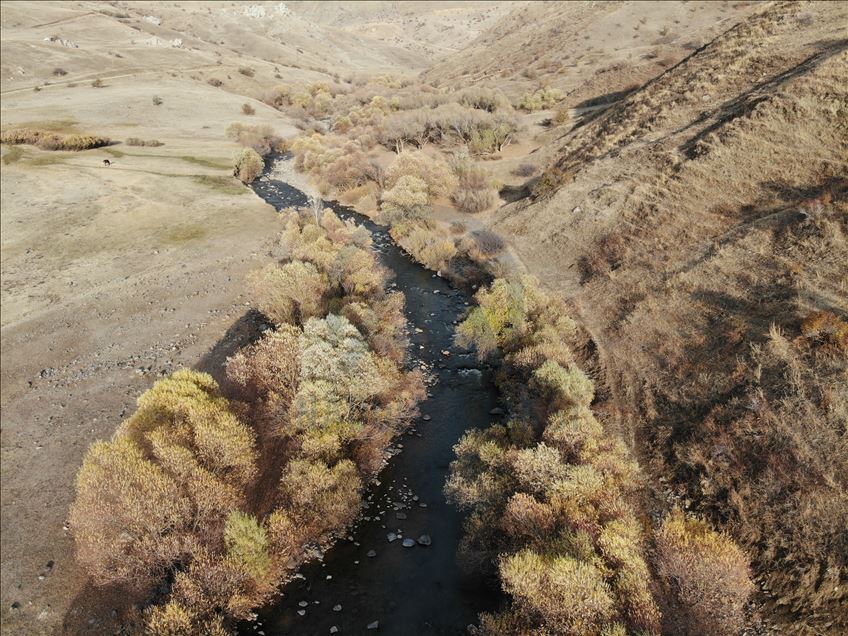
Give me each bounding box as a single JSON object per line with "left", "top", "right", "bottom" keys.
{"left": 367, "top": 620, "right": 379, "bottom": 630}
{"left": 422, "top": 414, "right": 431, "bottom": 421}
{"left": 298, "top": 601, "right": 308, "bottom": 608}
{"left": 330, "top": 627, "right": 339, "bottom": 634}
{"left": 297, "top": 610, "right": 306, "bottom": 616}
{"left": 387, "top": 532, "right": 397, "bottom": 543}
{"left": 417, "top": 534, "right": 432, "bottom": 546}
{"left": 395, "top": 512, "right": 407, "bottom": 520}
{"left": 333, "top": 604, "right": 342, "bottom": 612}
{"left": 402, "top": 538, "right": 416, "bottom": 548}
{"left": 367, "top": 549, "right": 377, "bottom": 557}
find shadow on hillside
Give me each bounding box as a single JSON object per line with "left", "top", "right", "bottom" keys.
{"left": 62, "top": 579, "right": 143, "bottom": 635}
{"left": 574, "top": 85, "right": 640, "bottom": 110}
{"left": 196, "top": 309, "right": 273, "bottom": 392}
{"left": 500, "top": 183, "right": 531, "bottom": 203}
{"left": 680, "top": 39, "right": 848, "bottom": 158}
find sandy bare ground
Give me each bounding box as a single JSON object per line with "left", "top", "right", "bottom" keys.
{"left": 0, "top": 67, "right": 301, "bottom": 633}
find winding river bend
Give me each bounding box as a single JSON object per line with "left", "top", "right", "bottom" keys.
{"left": 244, "top": 159, "right": 501, "bottom": 635}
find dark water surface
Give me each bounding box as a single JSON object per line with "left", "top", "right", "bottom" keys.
{"left": 243, "top": 161, "right": 501, "bottom": 635}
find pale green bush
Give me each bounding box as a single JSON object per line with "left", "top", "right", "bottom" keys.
{"left": 531, "top": 360, "right": 595, "bottom": 408}
{"left": 248, "top": 261, "right": 327, "bottom": 326}
{"left": 385, "top": 151, "right": 457, "bottom": 198}
{"left": 380, "top": 174, "right": 431, "bottom": 223}
{"left": 516, "top": 87, "right": 565, "bottom": 111}
{"left": 233, "top": 147, "right": 263, "bottom": 183}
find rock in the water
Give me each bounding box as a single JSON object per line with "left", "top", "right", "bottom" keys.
{"left": 422, "top": 414, "right": 431, "bottom": 421}
{"left": 367, "top": 621, "right": 379, "bottom": 630}
{"left": 297, "top": 609, "right": 306, "bottom": 616}
{"left": 417, "top": 534, "right": 432, "bottom": 546}
{"left": 330, "top": 627, "right": 339, "bottom": 634}
{"left": 387, "top": 532, "right": 397, "bottom": 543}
{"left": 367, "top": 549, "right": 377, "bottom": 557}
{"left": 402, "top": 538, "right": 416, "bottom": 548}
{"left": 395, "top": 512, "right": 407, "bottom": 520}
{"left": 298, "top": 601, "right": 308, "bottom": 607}
{"left": 489, "top": 407, "right": 505, "bottom": 416}
{"left": 333, "top": 604, "right": 342, "bottom": 612}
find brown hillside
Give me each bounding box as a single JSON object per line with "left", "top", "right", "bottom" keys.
{"left": 423, "top": 1, "right": 762, "bottom": 105}
{"left": 483, "top": 2, "right": 847, "bottom": 632}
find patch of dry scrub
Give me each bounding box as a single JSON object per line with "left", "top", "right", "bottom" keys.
{"left": 1, "top": 127, "right": 111, "bottom": 151}
{"left": 450, "top": 277, "right": 755, "bottom": 634}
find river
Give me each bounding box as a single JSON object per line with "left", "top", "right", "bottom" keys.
{"left": 242, "top": 158, "right": 502, "bottom": 635}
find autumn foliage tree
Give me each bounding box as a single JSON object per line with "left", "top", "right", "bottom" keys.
{"left": 71, "top": 208, "right": 424, "bottom": 634}
{"left": 233, "top": 147, "right": 264, "bottom": 183}
{"left": 450, "top": 277, "right": 659, "bottom": 635}
{"left": 70, "top": 370, "right": 257, "bottom": 589}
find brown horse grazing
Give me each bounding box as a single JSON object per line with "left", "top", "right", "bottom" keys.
{"left": 102, "top": 159, "right": 111, "bottom": 166}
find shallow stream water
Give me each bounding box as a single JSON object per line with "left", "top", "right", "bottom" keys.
{"left": 243, "top": 159, "right": 501, "bottom": 635}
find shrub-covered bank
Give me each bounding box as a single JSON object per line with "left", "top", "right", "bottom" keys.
{"left": 259, "top": 79, "right": 520, "bottom": 286}
{"left": 69, "top": 207, "right": 424, "bottom": 634}
{"left": 448, "top": 277, "right": 754, "bottom": 635}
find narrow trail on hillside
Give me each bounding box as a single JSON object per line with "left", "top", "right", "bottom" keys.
{"left": 241, "top": 157, "right": 502, "bottom": 635}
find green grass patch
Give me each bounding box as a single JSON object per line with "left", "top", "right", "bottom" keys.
{"left": 161, "top": 224, "right": 208, "bottom": 244}
{"left": 2, "top": 146, "right": 24, "bottom": 165}
{"left": 27, "top": 153, "right": 68, "bottom": 166}
{"left": 180, "top": 155, "right": 231, "bottom": 170}
{"left": 193, "top": 175, "right": 248, "bottom": 195}
{"left": 12, "top": 119, "right": 80, "bottom": 134}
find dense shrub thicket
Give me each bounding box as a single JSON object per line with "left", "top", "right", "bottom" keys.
{"left": 226, "top": 123, "right": 284, "bottom": 156}
{"left": 1, "top": 127, "right": 111, "bottom": 151}
{"left": 70, "top": 208, "right": 423, "bottom": 634}
{"left": 451, "top": 158, "right": 499, "bottom": 213}
{"left": 449, "top": 277, "right": 753, "bottom": 635}
{"left": 287, "top": 134, "right": 502, "bottom": 279}
{"left": 270, "top": 77, "right": 514, "bottom": 282}
{"left": 233, "top": 148, "right": 264, "bottom": 184}
{"left": 126, "top": 137, "right": 164, "bottom": 147}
